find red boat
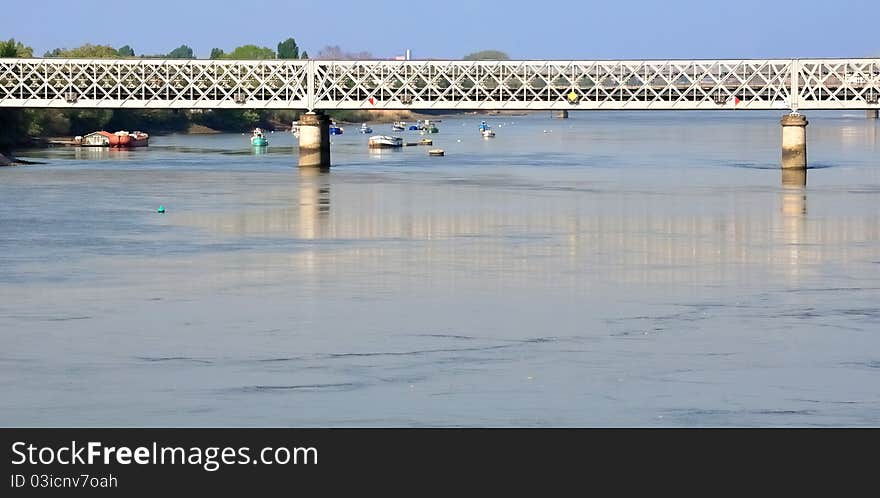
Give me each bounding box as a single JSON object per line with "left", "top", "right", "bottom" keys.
{"left": 79, "top": 130, "right": 149, "bottom": 147}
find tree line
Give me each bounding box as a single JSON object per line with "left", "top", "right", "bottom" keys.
{"left": 35, "top": 39, "right": 309, "bottom": 60}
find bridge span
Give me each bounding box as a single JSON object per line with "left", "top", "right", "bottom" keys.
{"left": 1, "top": 58, "right": 878, "bottom": 111}
{"left": 2, "top": 57, "right": 878, "bottom": 171}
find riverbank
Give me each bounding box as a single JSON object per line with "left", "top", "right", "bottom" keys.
{"left": 0, "top": 152, "right": 43, "bottom": 166}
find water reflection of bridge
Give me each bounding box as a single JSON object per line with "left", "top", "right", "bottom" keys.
{"left": 172, "top": 170, "right": 879, "bottom": 287}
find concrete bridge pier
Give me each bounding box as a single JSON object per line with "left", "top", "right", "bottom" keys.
{"left": 868, "top": 109, "right": 879, "bottom": 119}
{"left": 781, "top": 113, "right": 808, "bottom": 170}
{"left": 298, "top": 111, "right": 331, "bottom": 168}
{"left": 554, "top": 110, "right": 569, "bottom": 119}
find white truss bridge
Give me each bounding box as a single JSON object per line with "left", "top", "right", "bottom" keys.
{"left": 1, "top": 58, "right": 878, "bottom": 111}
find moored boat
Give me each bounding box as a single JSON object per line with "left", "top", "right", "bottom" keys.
{"left": 128, "top": 131, "right": 149, "bottom": 147}
{"left": 251, "top": 128, "right": 268, "bottom": 146}
{"left": 360, "top": 123, "right": 373, "bottom": 134}
{"left": 392, "top": 121, "right": 406, "bottom": 132}
{"left": 330, "top": 123, "right": 344, "bottom": 135}
{"left": 368, "top": 135, "right": 404, "bottom": 148}
{"left": 79, "top": 130, "right": 150, "bottom": 147}
{"left": 479, "top": 121, "right": 495, "bottom": 138}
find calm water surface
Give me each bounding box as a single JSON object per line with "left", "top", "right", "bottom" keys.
{"left": 1, "top": 111, "right": 879, "bottom": 426}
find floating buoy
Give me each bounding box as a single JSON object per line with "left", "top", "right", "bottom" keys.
{"left": 157, "top": 205, "right": 166, "bottom": 214}
{"left": 428, "top": 149, "right": 445, "bottom": 156}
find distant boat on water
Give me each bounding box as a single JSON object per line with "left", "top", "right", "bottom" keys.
{"left": 479, "top": 121, "right": 495, "bottom": 138}
{"left": 392, "top": 121, "right": 406, "bottom": 132}
{"left": 360, "top": 123, "right": 373, "bottom": 134}
{"left": 251, "top": 128, "right": 268, "bottom": 146}
{"left": 368, "top": 135, "right": 403, "bottom": 148}
{"left": 330, "top": 123, "right": 344, "bottom": 135}
{"left": 78, "top": 130, "right": 149, "bottom": 148}
{"left": 422, "top": 119, "right": 439, "bottom": 133}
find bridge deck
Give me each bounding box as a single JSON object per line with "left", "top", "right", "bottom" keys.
{"left": 1, "top": 58, "right": 878, "bottom": 111}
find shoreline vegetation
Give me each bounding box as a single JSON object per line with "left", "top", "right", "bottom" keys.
{"left": 0, "top": 38, "right": 513, "bottom": 155}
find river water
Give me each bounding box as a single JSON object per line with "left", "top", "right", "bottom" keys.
{"left": 1, "top": 111, "right": 879, "bottom": 427}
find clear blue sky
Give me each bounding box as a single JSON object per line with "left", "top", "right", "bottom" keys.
{"left": 5, "top": 0, "right": 879, "bottom": 59}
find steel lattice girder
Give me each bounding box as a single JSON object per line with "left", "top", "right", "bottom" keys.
{"left": 0, "top": 58, "right": 309, "bottom": 108}
{"left": 1, "top": 58, "right": 878, "bottom": 110}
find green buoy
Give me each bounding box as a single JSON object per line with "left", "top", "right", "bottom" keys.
{"left": 157, "top": 205, "right": 166, "bottom": 214}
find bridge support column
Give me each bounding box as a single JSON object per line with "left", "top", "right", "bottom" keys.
{"left": 781, "top": 113, "right": 808, "bottom": 170}
{"left": 554, "top": 110, "right": 569, "bottom": 119}
{"left": 298, "top": 111, "right": 331, "bottom": 168}
{"left": 867, "top": 109, "right": 878, "bottom": 119}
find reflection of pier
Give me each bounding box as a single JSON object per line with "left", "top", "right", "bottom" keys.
{"left": 173, "top": 172, "right": 880, "bottom": 288}
{"left": 781, "top": 170, "right": 807, "bottom": 277}
{"left": 298, "top": 168, "right": 330, "bottom": 239}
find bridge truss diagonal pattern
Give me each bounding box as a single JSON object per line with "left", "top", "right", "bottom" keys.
{"left": 1, "top": 58, "right": 878, "bottom": 111}
{"left": 0, "top": 59, "right": 310, "bottom": 109}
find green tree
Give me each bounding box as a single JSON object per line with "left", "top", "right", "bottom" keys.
{"left": 66, "top": 109, "right": 114, "bottom": 134}
{"left": 0, "top": 38, "right": 33, "bottom": 57}
{"left": 225, "top": 45, "right": 276, "bottom": 60}
{"left": 277, "top": 38, "right": 299, "bottom": 59}
{"left": 463, "top": 50, "right": 510, "bottom": 61}
{"left": 301, "top": 51, "right": 309, "bottom": 59}
{"left": 191, "top": 109, "right": 264, "bottom": 130}
{"left": 117, "top": 45, "right": 135, "bottom": 57}
{"left": 106, "top": 109, "right": 189, "bottom": 133}
{"left": 167, "top": 44, "right": 195, "bottom": 59}
{"left": 209, "top": 48, "right": 225, "bottom": 59}
{"left": 44, "top": 44, "right": 121, "bottom": 58}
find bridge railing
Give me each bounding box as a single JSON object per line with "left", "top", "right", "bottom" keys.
{"left": 1, "top": 58, "right": 878, "bottom": 111}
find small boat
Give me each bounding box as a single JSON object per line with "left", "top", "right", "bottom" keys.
{"left": 329, "top": 123, "right": 344, "bottom": 135}
{"left": 368, "top": 135, "right": 404, "bottom": 148}
{"left": 79, "top": 130, "right": 149, "bottom": 147}
{"left": 428, "top": 148, "right": 445, "bottom": 156}
{"left": 422, "top": 119, "right": 439, "bottom": 133}
{"left": 479, "top": 121, "right": 495, "bottom": 138}
{"left": 359, "top": 123, "right": 373, "bottom": 134}
{"left": 392, "top": 121, "right": 406, "bottom": 132}
{"left": 291, "top": 121, "right": 300, "bottom": 138}
{"left": 419, "top": 138, "right": 433, "bottom": 146}
{"left": 251, "top": 128, "right": 268, "bottom": 146}
{"left": 126, "top": 131, "right": 149, "bottom": 147}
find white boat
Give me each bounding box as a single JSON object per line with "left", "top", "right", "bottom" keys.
{"left": 251, "top": 128, "right": 268, "bottom": 146}
{"left": 368, "top": 135, "right": 404, "bottom": 148}
{"left": 481, "top": 129, "right": 496, "bottom": 138}
{"left": 360, "top": 123, "right": 373, "bottom": 134}
{"left": 291, "top": 121, "right": 300, "bottom": 138}
{"left": 391, "top": 121, "right": 406, "bottom": 132}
